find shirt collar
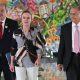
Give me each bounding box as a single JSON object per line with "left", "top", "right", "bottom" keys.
{"left": 77, "top": 22, "right": 80, "bottom": 27}
{"left": 72, "top": 22, "right": 76, "bottom": 27}
{"left": 2, "top": 17, "right": 6, "bottom": 23}
{"left": 72, "top": 22, "right": 80, "bottom": 28}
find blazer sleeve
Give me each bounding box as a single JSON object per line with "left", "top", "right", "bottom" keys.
{"left": 36, "top": 31, "right": 46, "bottom": 47}
{"left": 38, "top": 32, "right": 46, "bottom": 45}
{"left": 57, "top": 25, "right": 65, "bottom": 64}
{"left": 11, "top": 37, "right": 17, "bottom": 56}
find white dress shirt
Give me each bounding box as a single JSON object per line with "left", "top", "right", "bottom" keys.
{"left": 72, "top": 22, "right": 80, "bottom": 52}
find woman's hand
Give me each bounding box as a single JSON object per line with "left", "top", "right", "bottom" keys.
{"left": 35, "top": 58, "right": 41, "bottom": 66}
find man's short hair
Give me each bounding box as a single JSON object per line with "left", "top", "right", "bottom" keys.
{"left": 39, "top": 1, "right": 48, "bottom": 5}
{"left": 0, "top": 3, "right": 6, "bottom": 9}
{"left": 71, "top": 6, "right": 80, "bottom": 11}
{"left": 71, "top": 4, "right": 80, "bottom": 10}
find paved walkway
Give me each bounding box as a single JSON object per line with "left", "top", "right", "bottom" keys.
{"left": 1, "top": 57, "right": 67, "bottom": 80}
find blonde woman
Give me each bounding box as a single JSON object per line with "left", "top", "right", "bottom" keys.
{"left": 10, "top": 10, "right": 45, "bottom": 80}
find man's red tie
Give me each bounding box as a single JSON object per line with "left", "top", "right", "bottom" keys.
{"left": 0, "top": 22, "right": 3, "bottom": 39}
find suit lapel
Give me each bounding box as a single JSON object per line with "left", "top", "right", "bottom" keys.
{"left": 66, "top": 22, "right": 72, "bottom": 52}
{"left": 69, "top": 23, "right": 72, "bottom": 51}
{"left": 2, "top": 18, "right": 9, "bottom": 38}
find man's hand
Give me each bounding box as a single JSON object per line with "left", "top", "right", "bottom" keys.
{"left": 10, "top": 56, "right": 15, "bottom": 72}
{"left": 10, "top": 64, "right": 14, "bottom": 72}
{"left": 57, "top": 64, "right": 63, "bottom": 71}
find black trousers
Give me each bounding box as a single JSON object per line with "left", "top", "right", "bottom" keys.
{"left": 66, "top": 52, "right": 80, "bottom": 80}
{"left": 0, "top": 55, "right": 12, "bottom": 80}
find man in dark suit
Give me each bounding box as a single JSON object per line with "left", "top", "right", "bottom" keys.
{"left": 57, "top": 6, "right": 80, "bottom": 80}
{"left": 0, "top": 3, "right": 18, "bottom": 80}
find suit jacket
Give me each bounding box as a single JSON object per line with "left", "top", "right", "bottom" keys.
{"left": 0, "top": 18, "right": 18, "bottom": 54}
{"left": 57, "top": 22, "right": 72, "bottom": 70}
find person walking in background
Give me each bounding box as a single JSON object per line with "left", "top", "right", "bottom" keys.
{"left": 0, "top": 2, "right": 19, "bottom": 80}
{"left": 57, "top": 6, "right": 80, "bottom": 80}
{"left": 10, "top": 10, "right": 46, "bottom": 80}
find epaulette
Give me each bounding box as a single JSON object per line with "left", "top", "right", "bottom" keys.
{"left": 30, "top": 27, "right": 34, "bottom": 31}
{"left": 14, "top": 28, "right": 22, "bottom": 36}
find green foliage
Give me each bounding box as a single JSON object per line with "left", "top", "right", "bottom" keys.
{"left": 53, "top": 10, "right": 67, "bottom": 25}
